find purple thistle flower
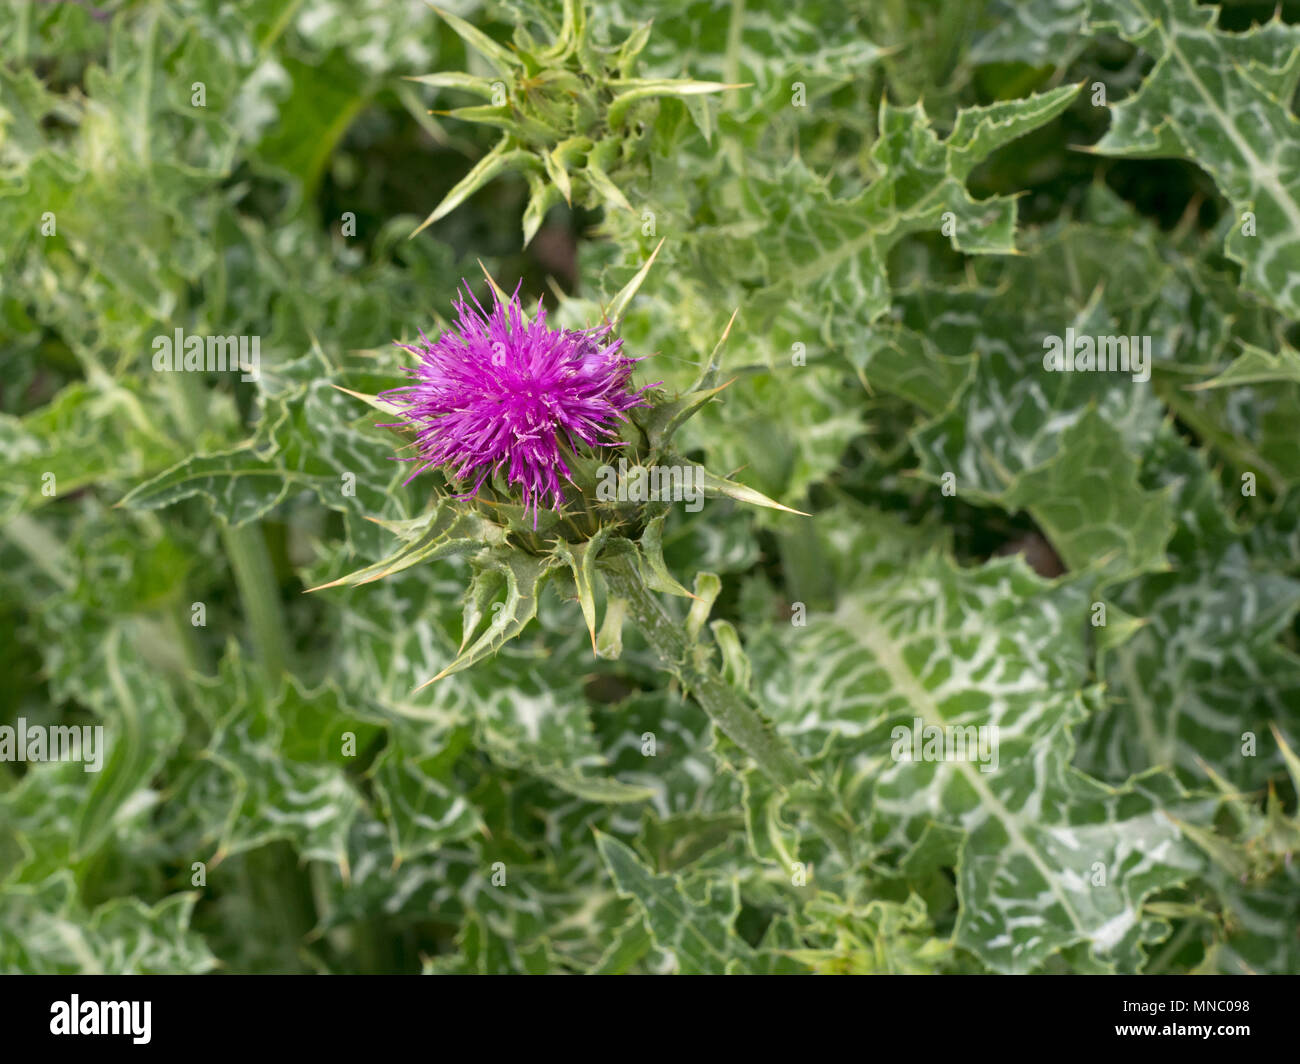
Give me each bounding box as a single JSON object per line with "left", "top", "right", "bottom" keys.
{"left": 383, "top": 282, "right": 650, "bottom": 525}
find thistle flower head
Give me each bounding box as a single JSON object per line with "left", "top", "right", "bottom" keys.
{"left": 384, "top": 282, "right": 647, "bottom": 523}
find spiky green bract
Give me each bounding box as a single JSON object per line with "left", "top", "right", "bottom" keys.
{"left": 410, "top": 0, "right": 741, "bottom": 242}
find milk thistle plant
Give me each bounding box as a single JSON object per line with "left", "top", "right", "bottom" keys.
{"left": 8, "top": 0, "right": 1300, "bottom": 982}
{"left": 324, "top": 268, "right": 855, "bottom": 852}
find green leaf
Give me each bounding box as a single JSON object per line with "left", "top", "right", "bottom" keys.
{"left": 120, "top": 347, "right": 415, "bottom": 528}
{"left": 973, "top": 0, "right": 1088, "bottom": 64}
{"left": 596, "top": 594, "right": 628, "bottom": 659}
{"left": 552, "top": 526, "right": 611, "bottom": 651}
{"left": 671, "top": 455, "right": 810, "bottom": 516}
{"left": 166, "top": 657, "right": 368, "bottom": 868}
{"left": 636, "top": 515, "right": 694, "bottom": 598}
{"left": 0, "top": 382, "right": 177, "bottom": 521}
{"left": 1087, "top": 0, "right": 1300, "bottom": 317}
{"left": 1076, "top": 431, "right": 1300, "bottom": 791}
{"left": 425, "top": 3, "right": 523, "bottom": 77}
{"left": 1000, "top": 409, "right": 1176, "bottom": 582}
{"left": 748, "top": 511, "right": 1206, "bottom": 972}
{"left": 412, "top": 138, "right": 540, "bottom": 237}
{"left": 686, "top": 571, "right": 721, "bottom": 642}
{"left": 606, "top": 78, "right": 737, "bottom": 128}
{"left": 404, "top": 71, "right": 501, "bottom": 99}
{"left": 594, "top": 832, "right": 755, "bottom": 974}
{"left": 603, "top": 236, "right": 665, "bottom": 324}
{"left": 308, "top": 504, "right": 506, "bottom": 590}
{"left": 738, "top": 86, "right": 1081, "bottom": 330}
{"left": 371, "top": 728, "right": 482, "bottom": 862}
{"left": 0, "top": 874, "right": 215, "bottom": 974}
{"left": 1191, "top": 342, "right": 1300, "bottom": 390}
{"left": 466, "top": 650, "right": 655, "bottom": 803}
{"left": 420, "top": 549, "right": 560, "bottom": 687}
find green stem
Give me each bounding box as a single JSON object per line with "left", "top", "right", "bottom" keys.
{"left": 602, "top": 550, "right": 852, "bottom": 855}
{"left": 221, "top": 521, "right": 289, "bottom": 684}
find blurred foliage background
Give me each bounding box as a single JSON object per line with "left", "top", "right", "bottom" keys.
{"left": 2, "top": 0, "right": 1299, "bottom": 974}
